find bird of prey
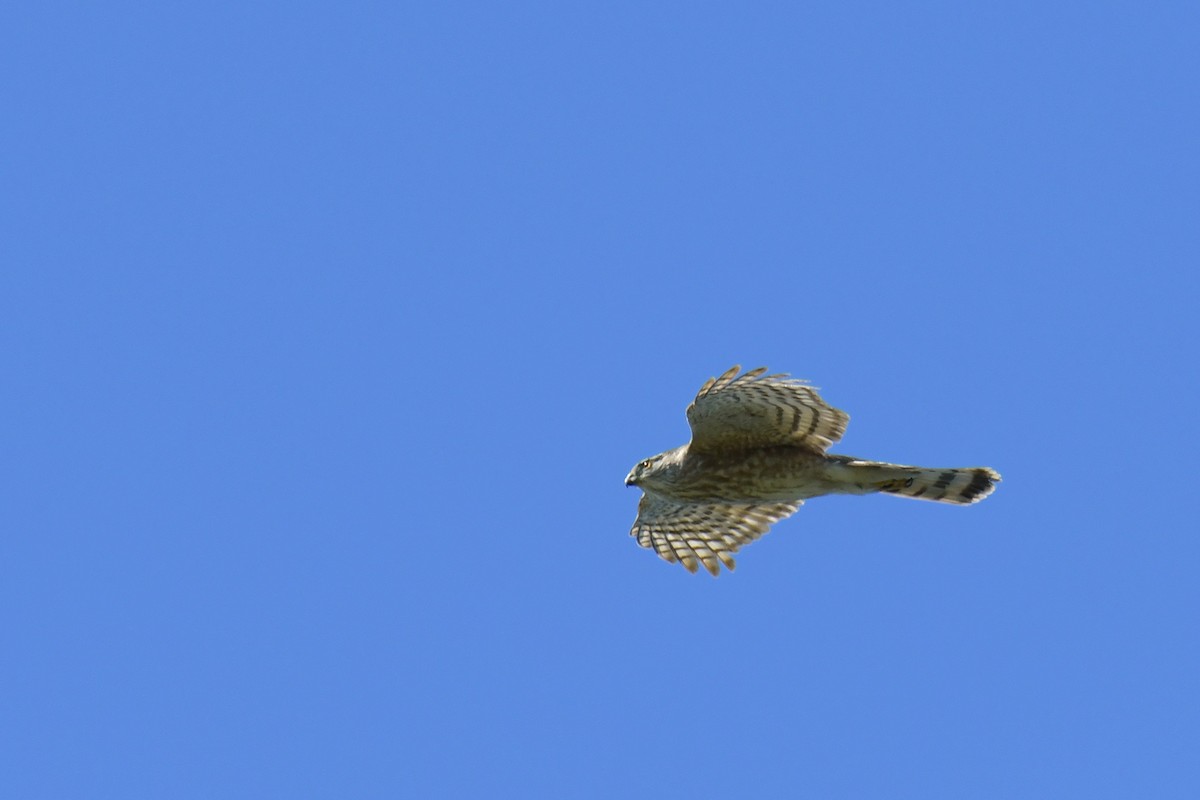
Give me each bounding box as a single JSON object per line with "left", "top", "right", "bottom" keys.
{"left": 625, "top": 366, "right": 1000, "bottom": 576}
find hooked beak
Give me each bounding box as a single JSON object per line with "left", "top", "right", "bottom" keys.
{"left": 624, "top": 471, "right": 637, "bottom": 487}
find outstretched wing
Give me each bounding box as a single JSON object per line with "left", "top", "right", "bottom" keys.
{"left": 686, "top": 365, "right": 849, "bottom": 453}
{"left": 630, "top": 490, "right": 802, "bottom": 576}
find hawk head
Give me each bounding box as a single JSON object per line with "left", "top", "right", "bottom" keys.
{"left": 624, "top": 449, "right": 683, "bottom": 489}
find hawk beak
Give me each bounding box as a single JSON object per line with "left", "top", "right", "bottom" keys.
{"left": 624, "top": 472, "right": 636, "bottom": 487}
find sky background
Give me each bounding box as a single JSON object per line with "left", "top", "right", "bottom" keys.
{"left": 3, "top": 2, "right": 1198, "bottom": 797}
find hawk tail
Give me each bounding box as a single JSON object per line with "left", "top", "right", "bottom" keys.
{"left": 830, "top": 458, "right": 1001, "bottom": 505}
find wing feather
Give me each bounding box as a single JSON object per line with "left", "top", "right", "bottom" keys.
{"left": 686, "top": 365, "right": 849, "bottom": 453}
{"left": 630, "top": 490, "right": 802, "bottom": 576}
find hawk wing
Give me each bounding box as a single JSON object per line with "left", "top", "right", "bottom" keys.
{"left": 686, "top": 365, "right": 849, "bottom": 453}
{"left": 630, "top": 490, "right": 802, "bottom": 576}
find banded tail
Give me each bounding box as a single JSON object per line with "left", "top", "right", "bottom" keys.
{"left": 828, "top": 457, "right": 1001, "bottom": 505}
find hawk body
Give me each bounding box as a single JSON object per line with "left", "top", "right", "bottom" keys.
{"left": 626, "top": 366, "right": 1000, "bottom": 576}
{"left": 649, "top": 445, "right": 834, "bottom": 503}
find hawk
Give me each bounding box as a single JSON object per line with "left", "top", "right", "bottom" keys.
{"left": 625, "top": 366, "right": 1000, "bottom": 576}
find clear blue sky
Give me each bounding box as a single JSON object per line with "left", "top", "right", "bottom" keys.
{"left": 4, "top": 2, "right": 1198, "bottom": 797}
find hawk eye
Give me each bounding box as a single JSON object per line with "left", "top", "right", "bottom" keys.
{"left": 641, "top": 459, "right": 652, "bottom": 469}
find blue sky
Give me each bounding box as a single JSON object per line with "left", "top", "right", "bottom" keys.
{"left": 3, "top": 2, "right": 1198, "bottom": 797}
